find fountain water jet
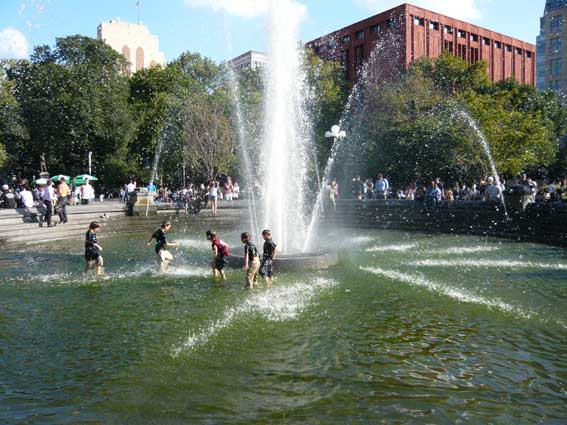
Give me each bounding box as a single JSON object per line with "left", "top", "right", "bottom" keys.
{"left": 261, "top": 0, "right": 311, "bottom": 254}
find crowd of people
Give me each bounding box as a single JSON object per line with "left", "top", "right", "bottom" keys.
{"left": 0, "top": 176, "right": 99, "bottom": 226}
{"left": 120, "top": 176, "right": 244, "bottom": 216}
{"left": 344, "top": 172, "right": 567, "bottom": 207}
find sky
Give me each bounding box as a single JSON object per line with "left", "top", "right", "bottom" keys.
{"left": 0, "top": 0, "right": 547, "bottom": 63}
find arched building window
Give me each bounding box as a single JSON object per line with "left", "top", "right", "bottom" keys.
{"left": 122, "top": 45, "right": 132, "bottom": 74}
{"left": 136, "top": 47, "right": 145, "bottom": 71}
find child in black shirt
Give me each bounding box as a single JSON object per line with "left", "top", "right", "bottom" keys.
{"left": 85, "top": 221, "right": 104, "bottom": 276}
{"left": 259, "top": 229, "right": 277, "bottom": 285}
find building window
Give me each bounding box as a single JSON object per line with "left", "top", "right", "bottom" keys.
{"left": 470, "top": 47, "right": 479, "bottom": 63}
{"left": 355, "top": 45, "right": 364, "bottom": 68}
{"left": 458, "top": 30, "right": 466, "bottom": 38}
{"left": 329, "top": 39, "right": 337, "bottom": 49}
{"left": 135, "top": 47, "right": 144, "bottom": 71}
{"left": 482, "top": 37, "right": 490, "bottom": 46}
{"left": 444, "top": 25, "right": 453, "bottom": 34}
{"left": 429, "top": 21, "right": 439, "bottom": 30}
{"left": 387, "top": 18, "right": 396, "bottom": 29}
{"left": 515, "top": 47, "right": 523, "bottom": 55}
{"left": 342, "top": 35, "right": 351, "bottom": 44}
{"left": 470, "top": 34, "right": 478, "bottom": 42}
{"left": 494, "top": 41, "right": 502, "bottom": 49}
{"left": 550, "top": 15, "right": 563, "bottom": 33}
{"left": 506, "top": 44, "right": 512, "bottom": 52}
{"left": 444, "top": 40, "right": 454, "bottom": 52}
{"left": 526, "top": 51, "right": 533, "bottom": 58}
{"left": 457, "top": 44, "right": 467, "bottom": 60}
{"left": 370, "top": 24, "right": 381, "bottom": 34}
{"left": 549, "top": 80, "right": 562, "bottom": 91}
{"left": 355, "top": 30, "right": 364, "bottom": 40}
{"left": 551, "top": 58, "right": 562, "bottom": 75}
{"left": 414, "top": 17, "right": 425, "bottom": 26}
{"left": 551, "top": 37, "right": 563, "bottom": 53}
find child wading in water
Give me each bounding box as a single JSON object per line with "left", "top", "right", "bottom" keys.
{"left": 260, "top": 229, "right": 277, "bottom": 285}
{"left": 147, "top": 221, "right": 179, "bottom": 272}
{"left": 241, "top": 232, "right": 260, "bottom": 289}
{"left": 206, "top": 230, "right": 229, "bottom": 283}
{"left": 85, "top": 221, "right": 104, "bottom": 276}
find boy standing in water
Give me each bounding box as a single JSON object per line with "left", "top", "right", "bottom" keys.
{"left": 206, "top": 230, "right": 229, "bottom": 283}
{"left": 147, "top": 221, "right": 179, "bottom": 272}
{"left": 259, "top": 229, "right": 277, "bottom": 285}
{"left": 241, "top": 232, "right": 260, "bottom": 289}
{"left": 85, "top": 221, "right": 104, "bottom": 276}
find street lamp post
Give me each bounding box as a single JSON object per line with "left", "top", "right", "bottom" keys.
{"left": 323, "top": 125, "right": 346, "bottom": 210}
{"left": 88, "top": 151, "right": 93, "bottom": 175}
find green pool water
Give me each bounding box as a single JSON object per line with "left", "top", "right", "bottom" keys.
{"left": 1, "top": 219, "right": 566, "bottom": 424}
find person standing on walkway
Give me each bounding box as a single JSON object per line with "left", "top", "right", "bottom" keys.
{"left": 209, "top": 182, "right": 218, "bottom": 216}
{"left": 42, "top": 180, "right": 56, "bottom": 227}
{"left": 80, "top": 179, "right": 94, "bottom": 205}
{"left": 57, "top": 177, "right": 70, "bottom": 224}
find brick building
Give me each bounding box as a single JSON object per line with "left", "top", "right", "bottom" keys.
{"left": 306, "top": 3, "right": 536, "bottom": 85}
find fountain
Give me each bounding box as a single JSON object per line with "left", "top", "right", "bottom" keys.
{"left": 229, "top": 0, "right": 339, "bottom": 269}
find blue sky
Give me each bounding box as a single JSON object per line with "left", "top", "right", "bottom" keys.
{"left": 0, "top": 0, "right": 547, "bottom": 63}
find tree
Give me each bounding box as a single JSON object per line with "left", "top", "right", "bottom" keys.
{"left": 7, "top": 36, "right": 133, "bottom": 185}
{"left": 183, "top": 93, "right": 235, "bottom": 182}
{"left": 0, "top": 60, "right": 28, "bottom": 173}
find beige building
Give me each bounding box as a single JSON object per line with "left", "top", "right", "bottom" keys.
{"left": 97, "top": 18, "right": 165, "bottom": 74}
{"left": 229, "top": 51, "right": 267, "bottom": 72}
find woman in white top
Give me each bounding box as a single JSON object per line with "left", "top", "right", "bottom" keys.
{"left": 80, "top": 180, "right": 94, "bottom": 205}
{"left": 208, "top": 181, "right": 218, "bottom": 216}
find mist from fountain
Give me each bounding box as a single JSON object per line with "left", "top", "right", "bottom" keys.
{"left": 226, "top": 66, "right": 261, "bottom": 243}
{"left": 303, "top": 31, "right": 404, "bottom": 252}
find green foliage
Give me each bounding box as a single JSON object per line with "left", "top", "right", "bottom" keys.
{"left": 360, "top": 54, "right": 566, "bottom": 186}
{"left": 7, "top": 36, "right": 133, "bottom": 185}
{"left": 305, "top": 51, "right": 351, "bottom": 169}
{"left": 0, "top": 61, "right": 29, "bottom": 173}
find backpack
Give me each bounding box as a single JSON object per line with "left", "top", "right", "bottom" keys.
{"left": 218, "top": 240, "right": 230, "bottom": 257}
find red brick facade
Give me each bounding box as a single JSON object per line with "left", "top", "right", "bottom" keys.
{"left": 306, "top": 3, "right": 536, "bottom": 85}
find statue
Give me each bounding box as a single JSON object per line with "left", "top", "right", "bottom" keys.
{"left": 40, "top": 153, "right": 48, "bottom": 174}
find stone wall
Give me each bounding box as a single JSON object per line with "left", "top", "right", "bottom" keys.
{"left": 328, "top": 199, "right": 567, "bottom": 246}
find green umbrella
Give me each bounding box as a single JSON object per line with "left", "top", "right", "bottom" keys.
{"left": 73, "top": 174, "right": 98, "bottom": 185}
{"left": 33, "top": 178, "right": 48, "bottom": 186}
{"left": 51, "top": 175, "right": 71, "bottom": 182}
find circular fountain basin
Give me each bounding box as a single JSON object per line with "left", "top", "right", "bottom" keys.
{"left": 231, "top": 251, "right": 339, "bottom": 271}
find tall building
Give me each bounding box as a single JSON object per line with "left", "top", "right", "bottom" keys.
{"left": 229, "top": 51, "right": 267, "bottom": 72}
{"left": 537, "top": 0, "right": 567, "bottom": 91}
{"left": 306, "top": 3, "right": 536, "bottom": 85}
{"left": 97, "top": 18, "right": 165, "bottom": 74}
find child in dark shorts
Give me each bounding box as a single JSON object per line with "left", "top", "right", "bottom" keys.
{"left": 85, "top": 221, "right": 104, "bottom": 276}
{"left": 259, "top": 229, "right": 277, "bottom": 285}
{"left": 206, "top": 230, "right": 228, "bottom": 282}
